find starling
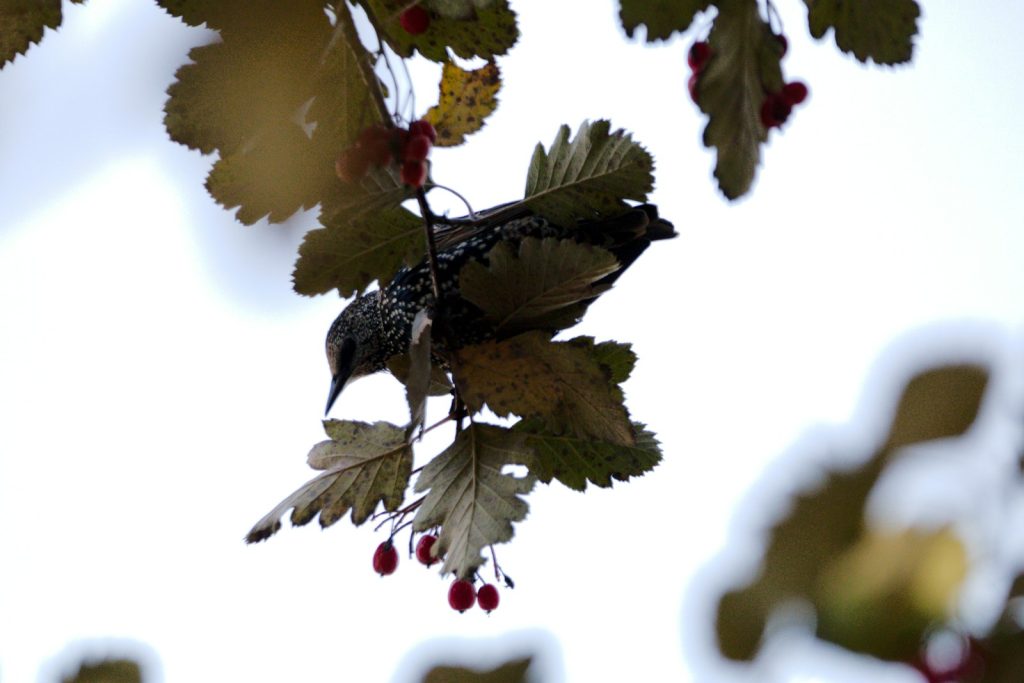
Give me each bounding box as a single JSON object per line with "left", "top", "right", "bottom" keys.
{"left": 324, "top": 203, "right": 676, "bottom": 414}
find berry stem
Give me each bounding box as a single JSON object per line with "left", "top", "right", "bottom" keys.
{"left": 334, "top": 2, "right": 393, "bottom": 127}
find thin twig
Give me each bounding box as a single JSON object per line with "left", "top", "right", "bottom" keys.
{"left": 336, "top": 2, "right": 393, "bottom": 126}
{"left": 415, "top": 187, "right": 442, "bottom": 301}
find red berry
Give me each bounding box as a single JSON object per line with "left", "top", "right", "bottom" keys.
{"left": 403, "top": 133, "right": 432, "bottom": 163}
{"left": 477, "top": 583, "right": 500, "bottom": 612}
{"left": 335, "top": 147, "right": 369, "bottom": 183}
{"left": 359, "top": 125, "right": 393, "bottom": 167}
{"left": 372, "top": 540, "right": 398, "bottom": 576}
{"left": 687, "top": 41, "right": 711, "bottom": 72}
{"left": 782, "top": 81, "right": 808, "bottom": 105}
{"left": 399, "top": 5, "right": 430, "bottom": 35}
{"left": 688, "top": 73, "right": 699, "bottom": 104}
{"left": 448, "top": 579, "right": 476, "bottom": 612}
{"left": 759, "top": 93, "right": 792, "bottom": 128}
{"left": 776, "top": 33, "right": 788, "bottom": 57}
{"left": 409, "top": 119, "right": 437, "bottom": 144}
{"left": 400, "top": 159, "right": 428, "bottom": 188}
{"left": 415, "top": 534, "right": 438, "bottom": 566}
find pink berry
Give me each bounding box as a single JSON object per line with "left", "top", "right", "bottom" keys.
{"left": 409, "top": 119, "right": 437, "bottom": 144}
{"left": 477, "top": 583, "right": 500, "bottom": 612}
{"left": 400, "top": 159, "right": 428, "bottom": 188}
{"left": 358, "top": 125, "right": 394, "bottom": 167}
{"left": 776, "top": 33, "right": 788, "bottom": 57}
{"left": 448, "top": 579, "right": 476, "bottom": 612}
{"left": 687, "top": 41, "right": 711, "bottom": 72}
{"left": 399, "top": 5, "right": 430, "bottom": 35}
{"left": 335, "top": 147, "right": 369, "bottom": 183}
{"left": 415, "top": 534, "right": 438, "bottom": 566}
{"left": 781, "top": 81, "right": 808, "bottom": 105}
{"left": 403, "top": 133, "right": 432, "bottom": 163}
{"left": 372, "top": 540, "right": 398, "bottom": 576}
{"left": 759, "top": 93, "right": 791, "bottom": 128}
{"left": 687, "top": 73, "right": 699, "bottom": 104}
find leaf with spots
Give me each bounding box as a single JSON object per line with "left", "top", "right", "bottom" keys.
{"left": 804, "top": 0, "right": 920, "bottom": 65}
{"left": 0, "top": 0, "right": 82, "bottom": 67}
{"left": 524, "top": 120, "right": 654, "bottom": 226}
{"left": 618, "top": 0, "right": 712, "bottom": 42}
{"left": 427, "top": 0, "right": 501, "bottom": 21}
{"left": 366, "top": 0, "right": 518, "bottom": 62}
{"left": 458, "top": 237, "right": 619, "bottom": 338}
{"left": 293, "top": 205, "right": 424, "bottom": 296}
{"left": 697, "top": 0, "right": 784, "bottom": 200}
{"left": 453, "top": 332, "right": 636, "bottom": 446}
{"left": 411, "top": 423, "right": 535, "bottom": 578}
{"left": 516, "top": 420, "right": 661, "bottom": 491}
{"left": 425, "top": 60, "right": 501, "bottom": 147}
{"left": 246, "top": 420, "right": 412, "bottom": 542}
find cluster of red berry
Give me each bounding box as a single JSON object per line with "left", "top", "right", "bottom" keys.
{"left": 399, "top": 5, "right": 430, "bottom": 35}
{"left": 686, "top": 40, "right": 711, "bottom": 103}
{"left": 371, "top": 534, "right": 503, "bottom": 613}
{"left": 759, "top": 34, "right": 808, "bottom": 129}
{"left": 334, "top": 120, "right": 437, "bottom": 189}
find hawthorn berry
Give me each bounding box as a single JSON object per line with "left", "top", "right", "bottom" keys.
{"left": 372, "top": 540, "right": 399, "bottom": 576}
{"left": 782, "top": 81, "right": 809, "bottom": 105}
{"left": 400, "top": 159, "right": 428, "bottom": 188}
{"left": 477, "top": 583, "right": 500, "bottom": 612}
{"left": 358, "top": 125, "right": 394, "bottom": 167}
{"left": 776, "top": 33, "right": 788, "bottom": 58}
{"left": 335, "top": 147, "right": 369, "bottom": 183}
{"left": 409, "top": 119, "right": 437, "bottom": 144}
{"left": 403, "top": 133, "right": 432, "bottom": 163}
{"left": 759, "top": 93, "right": 792, "bottom": 128}
{"left": 448, "top": 579, "right": 476, "bottom": 612}
{"left": 687, "top": 73, "right": 700, "bottom": 104}
{"left": 415, "top": 534, "right": 438, "bottom": 566}
{"left": 399, "top": 5, "right": 430, "bottom": 35}
{"left": 687, "top": 41, "right": 711, "bottom": 72}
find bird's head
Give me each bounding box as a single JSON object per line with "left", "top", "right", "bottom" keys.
{"left": 324, "top": 291, "right": 386, "bottom": 415}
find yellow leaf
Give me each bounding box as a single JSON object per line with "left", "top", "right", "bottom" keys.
{"left": 425, "top": 61, "right": 501, "bottom": 147}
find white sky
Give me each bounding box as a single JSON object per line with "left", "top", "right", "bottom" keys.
{"left": 1, "top": 1, "right": 1023, "bottom": 682}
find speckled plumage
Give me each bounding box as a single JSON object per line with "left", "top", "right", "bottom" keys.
{"left": 324, "top": 204, "right": 675, "bottom": 413}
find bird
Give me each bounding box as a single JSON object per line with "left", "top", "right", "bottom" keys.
{"left": 324, "top": 202, "right": 676, "bottom": 414}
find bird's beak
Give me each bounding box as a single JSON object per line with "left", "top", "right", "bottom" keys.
{"left": 325, "top": 337, "right": 357, "bottom": 416}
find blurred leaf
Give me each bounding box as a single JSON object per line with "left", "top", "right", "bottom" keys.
{"left": 62, "top": 659, "right": 141, "bottom": 683}
{"left": 0, "top": 0, "right": 82, "bottom": 67}
{"left": 293, "top": 206, "right": 424, "bottom": 296}
{"left": 804, "top": 0, "right": 920, "bottom": 65}
{"left": 517, "top": 420, "right": 661, "bottom": 490}
{"left": 367, "top": 0, "right": 518, "bottom": 62}
{"left": 388, "top": 355, "right": 454, "bottom": 397}
{"left": 454, "top": 332, "right": 635, "bottom": 446}
{"left": 618, "top": 0, "right": 711, "bottom": 42}
{"left": 699, "top": 0, "right": 784, "bottom": 199}
{"left": 885, "top": 364, "right": 989, "bottom": 450}
{"left": 524, "top": 120, "right": 654, "bottom": 225}
{"left": 459, "top": 237, "right": 618, "bottom": 337}
{"left": 980, "top": 629, "right": 1024, "bottom": 683}
{"left": 425, "top": 61, "right": 501, "bottom": 147}
{"left": 427, "top": 0, "right": 501, "bottom": 21}
{"left": 405, "top": 309, "right": 434, "bottom": 433}
{"left": 422, "top": 657, "right": 531, "bottom": 683}
{"left": 412, "top": 423, "right": 535, "bottom": 578}
{"left": 246, "top": 420, "right": 412, "bottom": 541}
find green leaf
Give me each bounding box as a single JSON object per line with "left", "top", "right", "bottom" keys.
{"left": 524, "top": 120, "right": 654, "bottom": 226}
{"left": 246, "top": 420, "right": 412, "bottom": 542}
{"left": 405, "top": 309, "right": 434, "bottom": 434}
{"left": 411, "top": 423, "right": 535, "bottom": 578}
{"left": 805, "top": 0, "right": 921, "bottom": 65}
{"left": 591, "top": 340, "right": 636, "bottom": 385}
{"left": 293, "top": 205, "right": 424, "bottom": 297}
{"left": 517, "top": 420, "right": 661, "bottom": 490}
{"left": 458, "top": 237, "right": 619, "bottom": 337}
{"left": 62, "top": 658, "right": 141, "bottom": 683}
{"left": 425, "top": 61, "right": 501, "bottom": 147}
{"left": 884, "top": 365, "right": 989, "bottom": 450}
{"left": 618, "top": 0, "right": 712, "bottom": 42}
{"left": 427, "top": 0, "right": 502, "bottom": 21}
{"left": 453, "top": 332, "right": 636, "bottom": 446}
{"left": 698, "top": 0, "right": 784, "bottom": 200}
{"left": 422, "top": 657, "right": 532, "bottom": 683}
{"left": 0, "top": 0, "right": 79, "bottom": 67}
{"left": 366, "top": 0, "right": 518, "bottom": 62}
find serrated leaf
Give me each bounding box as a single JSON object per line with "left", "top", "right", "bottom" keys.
{"left": 524, "top": 120, "right": 654, "bottom": 226}
{"left": 517, "top": 420, "right": 661, "bottom": 490}
{"left": 698, "top": 2, "right": 784, "bottom": 200}
{"left": 884, "top": 365, "right": 989, "bottom": 450}
{"left": 427, "top": 0, "right": 500, "bottom": 21}
{"left": 367, "top": 0, "right": 518, "bottom": 62}
{"left": 412, "top": 423, "right": 535, "bottom": 578}
{"left": 405, "top": 309, "right": 434, "bottom": 434}
{"left": 805, "top": 0, "right": 920, "bottom": 65}
{"left": 591, "top": 340, "right": 636, "bottom": 385}
{"left": 0, "top": 0, "right": 75, "bottom": 67}
{"left": 425, "top": 61, "right": 501, "bottom": 147}
{"left": 293, "top": 206, "right": 424, "bottom": 296}
{"left": 459, "top": 237, "right": 619, "bottom": 337}
{"left": 618, "top": 0, "right": 711, "bottom": 42}
{"left": 246, "top": 420, "right": 412, "bottom": 542}
{"left": 453, "top": 332, "right": 635, "bottom": 446}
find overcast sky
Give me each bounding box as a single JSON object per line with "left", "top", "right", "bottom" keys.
{"left": 1, "top": 1, "right": 1023, "bottom": 682}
